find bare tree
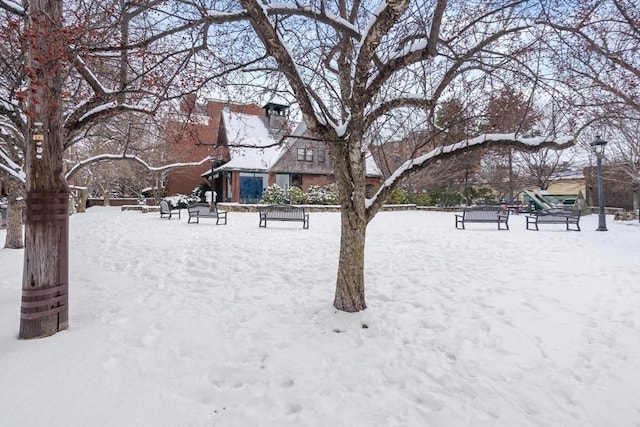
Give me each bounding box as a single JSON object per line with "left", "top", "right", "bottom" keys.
{"left": 516, "top": 149, "right": 569, "bottom": 190}
{"left": 538, "top": 0, "right": 639, "bottom": 113}
{"left": 228, "top": 0, "right": 572, "bottom": 312}
{"left": 538, "top": 0, "right": 639, "bottom": 179}
{"left": 1, "top": 0, "right": 249, "bottom": 338}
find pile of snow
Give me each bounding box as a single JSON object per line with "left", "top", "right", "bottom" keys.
{"left": 1, "top": 207, "right": 638, "bottom": 426}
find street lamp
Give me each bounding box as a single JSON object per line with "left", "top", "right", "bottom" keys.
{"left": 590, "top": 135, "right": 608, "bottom": 231}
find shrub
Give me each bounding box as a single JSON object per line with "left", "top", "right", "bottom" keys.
{"left": 288, "top": 186, "right": 305, "bottom": 204}
{"left": 306, "top": 184, "right": 338, "bottom": 205}
{"left": 406, "top": 192, "right": 431, "bottom": 206}
{"left": 470, "top": 187, "right": 495, "bottom": 205}
{"left": 387, "top": 187, "right": 408, "bottom": 204}
{"left": 260, "top": 184, "right": 287, "bottom": 204}
{"left": 428, "top": 188, "right": 463, "bottom": 206}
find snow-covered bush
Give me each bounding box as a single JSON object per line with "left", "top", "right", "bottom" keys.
{"left": 260, "top": 184, "right": 287, "bottom": 204}
{"left": 164, "top": 194, "right": 199, "bottom": 209}
{"left": 305, "top": 184, "right": 338, "bottom": 205}
{"left": 288, "top": 186, "right": 305, "bottom": 204}
{"left": 259, "top": 183, "right": 338, "bottom": 205}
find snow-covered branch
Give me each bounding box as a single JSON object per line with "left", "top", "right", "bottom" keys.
{"left": 64, "top": 154, "right": 212, "bottom": 183}
{"left": 239, "top": 0, "right": 323, "bottom": 134}
{"left": 263, "top": 3, "right": 361, "bottom": 40}
{"left": 353, "top": 1, "right": 410, "bottom": 110}
{"left": 0, "top": 0, "right": 25, "bottom": 16}
{"left": 365, "top": 134, "right": 575, "bottom": 218}
{"left": 0, "top": 149, "right": 26, "bottom": 182}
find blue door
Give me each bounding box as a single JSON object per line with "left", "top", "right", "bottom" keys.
{"left": 240, "top": 176, "right": 263, "bottom": 203}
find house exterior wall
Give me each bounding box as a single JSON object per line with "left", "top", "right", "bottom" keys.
{"left": 271, "top": 139, "right": 334, "bottom": 175}
{"left": 546, "top": 178, "right": 585, "bottom": 198}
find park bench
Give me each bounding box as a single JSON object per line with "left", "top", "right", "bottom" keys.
{"left": 455, "top": 206, "right": 509, "bottom": 230}
{"left": 526, "top": 209, "right": 581, "bottom": 231}
{"left": 187, "top": 203, "right": 227, "bottom": 225}
{"left": 159, "top": 199, "right": 180, "bottom": 220}
{"left": 259, "top": 204, "right": 309, "bottom": 229}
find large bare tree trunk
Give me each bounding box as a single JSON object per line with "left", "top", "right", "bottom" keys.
{"left": 333, "top": 141, "right": 368, "bottom": 312}
{"left": 20, "top": 0, "right": 69, "bottom": 339}
{"left": 4, "top": 179, "right": 25, "bottom": 249}
{"left": 76, "top": 188, "right": 88, "bottom": 213}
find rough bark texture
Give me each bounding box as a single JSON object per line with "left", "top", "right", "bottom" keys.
{"left": 19, "top": 0, "right": 69, "bottom": 339}
{"left": 332, "top": 140, "right": 368, "bottom": 312}
{"left": 4, "top": 180, "right": 25, "bottom": 249}
{"left": 334, "top": 207, "right": 367, "bottom": 312}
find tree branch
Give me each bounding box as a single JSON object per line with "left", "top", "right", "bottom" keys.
{"left": 64, "top": 154, "right": 212, "bottom": 183}
{"left": 365, "top": 134, "right": 574, "bottom": 220}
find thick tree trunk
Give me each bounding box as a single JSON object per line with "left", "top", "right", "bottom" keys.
{"left": 4, "top": 180, "right": 25, "bottom": 249}
{"left": 334, "top": 208, "right": 367, "bottom": 312}
{"left": 20, "top": 0, "right": 69, "bottom": 339}
{"left": 332, "top": 140, "right": 368, "bottom": 312}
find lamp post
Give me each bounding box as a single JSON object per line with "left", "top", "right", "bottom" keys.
{"left": 591, "top": 135, "right": 608, "bottom": 231}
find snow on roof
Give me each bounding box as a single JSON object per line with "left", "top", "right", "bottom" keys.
{"left": 365, "top": 151, "right": 382, "bottom": 177}
{"left": 263, "top": 94, "right": 290, "bottom": 107}
{"left": 214, "top": 112, "right": 382, "bottom": 177}
{"left": 215, "top": 111, "right": 286, "bottom": 172}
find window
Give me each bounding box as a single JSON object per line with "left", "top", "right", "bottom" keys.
{"left": 317, "top": 149, "right": 326, "bottom": 163}
{"left": 366, "top": 184, "right": 374, "bottom": 198}
{"left": 297, "top": 148, "right": 314, "bottom": 162}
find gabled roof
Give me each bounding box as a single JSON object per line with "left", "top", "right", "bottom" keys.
{"left": 214, "top": 110, "right": 382, "bottom": 177}
{"left": 364, "top": 151, "right": 382, "bottom": 177}
{"left": 214, "top": 110, "right": 288, "bottom": 172}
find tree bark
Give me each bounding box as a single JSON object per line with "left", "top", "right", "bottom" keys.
{"left": 332, "top": 140, "right": 368, "bottom": 312}
{"left": 20, "top": 0, "right": 69, "bottom": 339}
{"left": 334, "top": 207, "right": 368, "bottom": 312}
{"left": 4, "top": 179, "right": 25, "bottom": 249}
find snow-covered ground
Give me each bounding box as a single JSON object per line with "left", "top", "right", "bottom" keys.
{"left": 1, "top": 207, "right": 639, "bottom": 427}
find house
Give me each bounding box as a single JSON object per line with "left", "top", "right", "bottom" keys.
{"left": 164, "top": 96, "right": 265, "bottom": 196}
{"left": 205, "top": 102, "right": 382, "bottom": 203}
